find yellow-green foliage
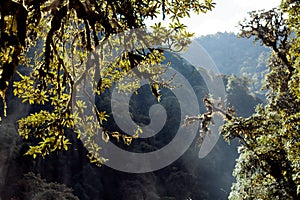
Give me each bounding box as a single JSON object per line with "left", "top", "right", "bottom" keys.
{"left": 0, "top": 0, "right": 215, "bottom": 166}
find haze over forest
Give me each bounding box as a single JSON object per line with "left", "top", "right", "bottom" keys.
{"left": 0, "top": 1, "right": 299, "bottom": 200}
{"left": 1, "top": 32, "right": 269, "bottom": 199}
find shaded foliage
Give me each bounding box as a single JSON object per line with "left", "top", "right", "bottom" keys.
{"left": 15, "top": 172, "right": 79, "bottom": 200}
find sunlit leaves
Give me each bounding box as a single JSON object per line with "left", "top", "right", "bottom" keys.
{"left": 13, "top": 72, "right": 49, "bottom": 105}
{"left": 101, "top": 131, "right": 110, "bottom": 143}
{"left": 222, "top": 4, "right": 300, "bottom": 199}
{"left": 150, "top": 21, "right": 195, "bottom": 52}
{"left": 18, "top": 110, "right": 75, "bottom": 157}
{"left": 163, "top": 0, "right": 215, "bottom": 21}
{"left": 111, "top": 131, "right": 121, "bottom": 142}
{"left": 133, "top": 125, "right": 143, "bottom": 139}
{"left": 0, "top": 46, "right": 15, "bottom": 64}
{"left": 3, "top": 0, "right": 215, "bottom": 165}
{"left": 96, "top": 111, "right": 109, "bottom": 124}
{"left": 122, "top": 135, "right": 133, "bottom": 146}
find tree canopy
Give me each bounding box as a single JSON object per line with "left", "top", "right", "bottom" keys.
{"left": 0, "top": 0, "right": 215, "bottom": 165}
{"left": 220, "top": 1, "right": 300, "bottom": 199}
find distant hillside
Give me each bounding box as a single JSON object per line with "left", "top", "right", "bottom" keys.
{"left": 195, "top": 32, "right": 271, "bottom": 95}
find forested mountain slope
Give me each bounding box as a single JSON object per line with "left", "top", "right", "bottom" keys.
{"left": 0, "top": 46, "right": 263, "bottom": 199}
{"left": 196, "top": 32, "right": 271, "bottom": 95}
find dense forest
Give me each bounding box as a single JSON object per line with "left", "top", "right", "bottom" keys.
{"left": 0, "top": 44, "right": 263, "bottom": 199}
{"left": 0, "top": 0, "right": 299, "bottom": 200}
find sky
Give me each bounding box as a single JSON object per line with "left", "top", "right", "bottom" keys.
{"left": 147, "top": 0, "right": 282, "bottom": 36}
